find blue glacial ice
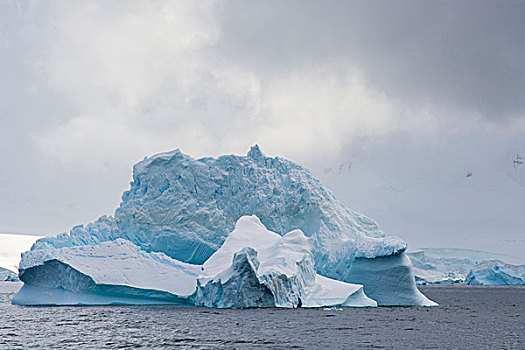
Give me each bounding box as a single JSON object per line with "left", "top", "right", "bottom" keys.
{"left": 17, "top": 145, "right": 435, "bottom": 306}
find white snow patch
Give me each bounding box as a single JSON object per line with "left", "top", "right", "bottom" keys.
{"left": 197, "top": 216, "right": 377, "bottom": 308}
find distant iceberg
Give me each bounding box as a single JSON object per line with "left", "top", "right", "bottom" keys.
{"left": 408, "top": 248, "right": 525, "bottom": 285}
{"left": 465, "top": 262, "right": 525, "bottom": 286}
{"left": 15, "top": 146, "right": 435, "bottom": 306}
{"left": 0, "top": 267, "right": 19, "bottom": 282}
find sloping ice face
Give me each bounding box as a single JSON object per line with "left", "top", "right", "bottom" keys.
{"left": 22, "top": 145, "right": 434, "bottom": 306}
{"left": 14, "top": 239, "right": 200, "bottom": 305}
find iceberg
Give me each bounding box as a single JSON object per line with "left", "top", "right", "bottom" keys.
{"left": 16, "top": 145, "right": 434, "bottom": 306}
{"left": 408, "top": 248, "right": 525, "bottom": 285}
{"left": 465, "top": 262, "right": 525, "bottom": 286}
{"left": 0, "top": 267, "right": 19, "bottom": 282}
{"left": 195, "top": 215, "right": 376, "bottom": 308}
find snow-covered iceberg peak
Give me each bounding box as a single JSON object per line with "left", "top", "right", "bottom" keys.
{"left": 195, "top": 215, "right": 377, "bottom": 308}
{"left": 199, "top": 215, "right": 311, "bottom": 283}
{"left": 246, "top": 144, "right": 266, "bottom": 161}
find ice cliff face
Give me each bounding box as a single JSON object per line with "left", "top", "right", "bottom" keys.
{"left": 21, "top": 145, "right": 434, "bottom": 306}
{"left": 195, "top": 216, "right": 376, "bottom": 308}
{"left": 195, "top": 247, "right": 277, "bottom": 308}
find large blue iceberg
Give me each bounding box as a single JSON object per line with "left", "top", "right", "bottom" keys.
{"left": 15, "top": 146, "right": 435, "bottom": 306}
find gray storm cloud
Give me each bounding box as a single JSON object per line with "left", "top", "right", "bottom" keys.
{"left": 217, "top": 0, "right": 525, "bottom": 120}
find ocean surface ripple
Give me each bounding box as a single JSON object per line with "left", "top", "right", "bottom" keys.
{"left": 0, "top": 283, "right": 523, "bottom": 349}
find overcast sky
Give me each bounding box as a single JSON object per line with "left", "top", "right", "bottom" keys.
{"left": 1, "top": 0, "right": 524, "bottom": 257}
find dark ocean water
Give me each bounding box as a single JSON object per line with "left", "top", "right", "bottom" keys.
{"left": 0, "top": 282, "right": 523, "bottom": 349}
